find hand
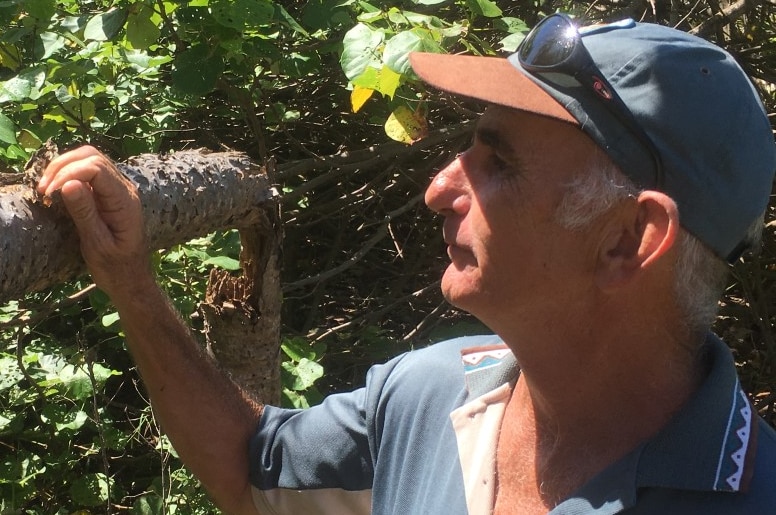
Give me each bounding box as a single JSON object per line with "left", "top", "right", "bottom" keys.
{"left": 37, "top": 145, "right": 153, "bottom": 300}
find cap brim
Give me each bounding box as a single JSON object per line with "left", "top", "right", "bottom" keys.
{"left": 409, "top": 52, "right": 577, "bottom": 126}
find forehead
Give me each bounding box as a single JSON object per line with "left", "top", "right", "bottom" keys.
{"left": 476, "top": 105, "right": 605, "bottom": 172}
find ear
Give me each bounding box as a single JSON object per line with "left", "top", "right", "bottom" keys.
{"left": 595, "top": 191, "right": 679, "bottom": 291}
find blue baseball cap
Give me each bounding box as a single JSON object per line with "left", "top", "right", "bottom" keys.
{"left": 410, "top": 17, "right": 775, "bottom": 262}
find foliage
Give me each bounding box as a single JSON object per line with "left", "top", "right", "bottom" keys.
{"left": 1, "top": 0, "right": 776, "bottom": 512}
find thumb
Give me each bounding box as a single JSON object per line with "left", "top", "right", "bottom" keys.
{"left": 60, "top": 180, "right": 102, "bottom": 234}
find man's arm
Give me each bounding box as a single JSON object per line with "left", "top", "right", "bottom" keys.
{"left": 38, "top": 146, "right": 262, "bottom": 514}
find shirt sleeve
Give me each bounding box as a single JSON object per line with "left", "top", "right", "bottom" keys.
{"left": 247, "top": 351, "right": 409, "bottom": 514}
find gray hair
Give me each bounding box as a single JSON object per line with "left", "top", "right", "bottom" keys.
{"left": 554, "top": 154, "right": 737, "bottom": 332}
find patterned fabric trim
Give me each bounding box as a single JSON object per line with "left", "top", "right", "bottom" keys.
{"left": 713, "top": 378, "right": 755, "bottom": 492}
{"left": 460, "top": 343, "right": 517, "bottom": 400}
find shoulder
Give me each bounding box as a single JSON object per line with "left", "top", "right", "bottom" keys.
{"left": 749, "top": 417, "right": 776, "bottom": 493}
{"left": 362, "top": 334, "right": 504, "bottom": 413}
{"left": 367, "top": 334, "right": 503, "bottom": 389}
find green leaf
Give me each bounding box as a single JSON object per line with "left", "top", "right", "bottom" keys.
{"left": 40, "top": 403, "right": 89, "bottom": 432}
{"left": 274, "top": 3, "right": 309, "bottom": 36}
{"left": 211, "top": 0, "right": 274, "bottom": 29}
{"left": 202, "top": 255, "right": 241, "bottom": 270}
{"left": 499, "top": 32, "right": 525, "bottom": 53}
{"left": 69, "top": 473, "right": 111, "bottom": 507}
{"left": 352, "top": 64, "right": 401, "bottom": 99}
{"left": 340, "top": 23, "right": 385, "bottom": 81}
{"left": 465, "top": 0, "right": 502, "bottom": 18}
{"left": 101, "top": 311, "right": 120, "bottom": 327}
{"left": 495, "top": 16, "right": 530, "bottom": 34}
{"left": 171, "top": 43, "right": 224, "bottom": 96}
{"left": 281, "top": 337, "right": 318, "bottom": 362}
{"left": 0, "top": 67, "right": 45, "bottom": 103}
{"left": 84, "top": 8, "right": 128, "bottom": 41}
{"left": 0, "top": 113, "right": 17, "bottom": 145}
{"left": 284, "top": 358, "right": 324, "bottom": 390}
{"left": 282, "top": 388, "right": 311, "bottom": 409}
{"left": 383, "top": 29, "right": 443, "bottom": 76}
{"left": 126, "top": 4, "right": 161, "bottom": 49}
{"left": 133, "top": 494, "right": 163, "bottom": 514}
{"left": 24, "top": 0, "right": 55, "bottom": 22}
{"left": 34, "top": 31, "right": 66, "bottom": 60}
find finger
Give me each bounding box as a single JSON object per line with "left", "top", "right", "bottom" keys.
{"left": 37, "top": 145, "right": 102, "bottom": 194}
{"left": 41, "top": 153, "right": 130, "bottom": 203}
{"left": 60, "top": 179, "right": 115, "bottom": 249}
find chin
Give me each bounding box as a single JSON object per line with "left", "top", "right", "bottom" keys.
{"left": 440, "top": 270, "right": 481, "bottom": 312}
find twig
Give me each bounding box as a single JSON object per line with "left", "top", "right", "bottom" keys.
{"left": 276, "top": 122, "right": 475, "bottom": 180}
{"left": 15, "top": 326, "right": 46, "bottom": 398}
{"left": 311, "top": 281, "right": 441, "bottom": 342}
{"left": 402, "top": 301, "right": 450, "bottom": 342}
{"left": 690, "top": 0, "right": 760, "bottom": 37}
{"left": 82, "top": 334, "right": 113, "bottom": 514}
{"left": 283, "top": 193, "right": 424, "bottom": 292}
{"left": 0, "top": 283, "right": 98, "bottom": 330}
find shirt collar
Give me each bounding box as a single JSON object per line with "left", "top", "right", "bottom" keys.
{"left": 459, "top": 333, "right": 758, "bottom": 512}
{"left": 557, "top": 333, "right": 758, "bottom": 512}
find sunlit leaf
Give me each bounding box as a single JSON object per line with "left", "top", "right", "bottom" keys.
{"left": 0, "top": 113, "right": 17, "bottom": 145}
{"left": 126, "top": 4, "right": 161, "bottom": 49}
{"left": 0, "top": 67, "right": 45, "bottom": 103}
{"left": 351, "top": 84, "right": 374, "bottom": 113}
{"left": 101, "top": 311, "right": 120, "bottom": 327}
{"left": 34, "top": 31, "right": 66, "bottom": 60}
{"left": 499, "top": 33, "right": 525, "bottom": 53}
{"left": 383, "top": 29, "right": 444, "bottom": 76}
{"left": 202, "top": 255, "right": 241, "bottom": 270}
{"left": 465, "top": 0, "right": 503, "bottom": 17}
{"left": 384, "top": 105, "right": 427, "bottom": 144}
{"left": 84, "top": 8, "right": 128, "bottom": 41}
{"left": 352, "top": 64, "right": 401, "bottom": 101}
{"left": 282, "top": 358, "right": 323, "bottom": 391}
{"left": 340, "top": 23, "right": 384, "bottom": 81}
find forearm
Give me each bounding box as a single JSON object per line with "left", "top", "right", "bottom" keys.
{"left": 37, "top": 147, "right": 263, "bottom": 513}
{"left": 113, "top": 277, "right": 262, "bottom": 514}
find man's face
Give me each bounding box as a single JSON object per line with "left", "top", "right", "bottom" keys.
{"left": 424, "top": 106, "right": 604, "bottom": 328}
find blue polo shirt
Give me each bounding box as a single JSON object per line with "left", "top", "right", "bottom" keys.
{"left": 249, "top": 334, "right": 776, "bottom": 513}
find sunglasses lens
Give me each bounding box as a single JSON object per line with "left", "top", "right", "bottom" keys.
{"left": 519, "top": 15, "right": 578, "bottom": 67}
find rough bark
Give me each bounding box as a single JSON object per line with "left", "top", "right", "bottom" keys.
{"left": 0, "top": 149, "right": 276, "bottom": 304}
{"left": 200, "top": 214, "right": 283, "bottom": 405}
{"left": 1, "top": 148, "right": 282, "bottom": 400}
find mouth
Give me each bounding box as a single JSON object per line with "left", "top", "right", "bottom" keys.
{"left": 445, "top": 240, "right": 475, "bottom": 264}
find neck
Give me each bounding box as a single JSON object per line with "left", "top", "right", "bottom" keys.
{"left": 494, "top": 294, "right": 708, "bottom": 506}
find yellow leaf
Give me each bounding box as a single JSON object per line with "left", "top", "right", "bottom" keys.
{"left": 351, "top": 85, "right": 374, "bottom": 113}
{"left": 384, "top": 105, "right": 428, "bottom": 144}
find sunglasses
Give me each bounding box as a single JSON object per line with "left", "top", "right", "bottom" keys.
{"left": 518, "top": 14, "right": 664, "bottom": 189}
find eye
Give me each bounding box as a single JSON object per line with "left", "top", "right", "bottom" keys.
{"left": 489, "top": 153, "right": 508, "bottom": 171}
{"left": 487, "top": 152, "right": 519, "bottom": 182}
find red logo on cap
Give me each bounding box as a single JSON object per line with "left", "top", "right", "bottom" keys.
{"left": 592, "top": 76, "right": 613, "bottom": 100}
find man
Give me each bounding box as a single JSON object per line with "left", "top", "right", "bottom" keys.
{"left": 39, "top": 13, "right": 776, "bottom": 515}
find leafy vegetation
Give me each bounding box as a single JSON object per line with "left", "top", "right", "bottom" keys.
{"left": 1, "top": 0, "right": 775, "bottom": 512}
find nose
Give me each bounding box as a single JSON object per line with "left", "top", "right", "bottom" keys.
{"left": 425, "top": 153, "right": 471, "bottom": 216}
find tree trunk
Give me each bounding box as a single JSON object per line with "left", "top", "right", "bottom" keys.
{"left": 0, "top": 149, "right": 282, "bottom": 400}
{"left": 0, "top": 150, "right": 276, "bottom": 303}
{"left": 197, "top": 158, "right": 283, "bottom": 405}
